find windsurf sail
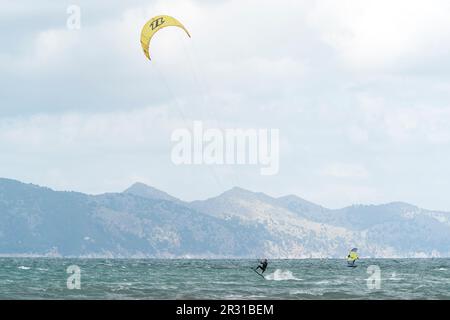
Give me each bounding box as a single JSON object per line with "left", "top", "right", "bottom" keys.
{"left": 347, "top": 248, "right": 359, "bottom": 265}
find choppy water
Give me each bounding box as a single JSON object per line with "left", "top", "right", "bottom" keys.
{"left": 0, "top": 258, "right": 449, "bottom": 299}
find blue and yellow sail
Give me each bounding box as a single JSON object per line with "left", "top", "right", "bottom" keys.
{"left": 347, "top": 248, "right": 359, "bottom": 264}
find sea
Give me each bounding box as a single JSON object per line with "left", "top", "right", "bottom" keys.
{"left": 0, "top": 258, "right": 449, "bottom": 299}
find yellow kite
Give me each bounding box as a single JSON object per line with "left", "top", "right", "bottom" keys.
{"left": 140, "top": 15, "right": 191, "bottom": 60}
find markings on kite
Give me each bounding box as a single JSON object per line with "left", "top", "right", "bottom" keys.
{"left": 150, "top": 17, "right": 166, "bottom": 30}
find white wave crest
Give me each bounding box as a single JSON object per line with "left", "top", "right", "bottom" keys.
{"left": 18, "top": 266, "right": 31, "bottom": 270}
{"left": 265, "top": 269, "right": 301, "bottom": 281}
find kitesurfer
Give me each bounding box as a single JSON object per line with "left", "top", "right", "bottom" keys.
{"left": 255, "top": 259, "right": 268, "bottom": 274}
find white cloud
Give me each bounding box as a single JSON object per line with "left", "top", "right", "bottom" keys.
{"left": 320, "top": 163, "right": 370, "bottom": 179}
{"left": 0, "top": 106, "right": 179, "bottom": 153}
{"left": 354, "top": 94, "right": 450, "bottom": 144}
{"left": 306, "top": 0, "right": 450, "bottom": 70}
{"left": 346, "top": 126, "right": 369, "bottom": 144}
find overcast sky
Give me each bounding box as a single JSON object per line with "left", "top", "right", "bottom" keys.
{"left": 1, "top": 0, "right": 450, "bottom": 210}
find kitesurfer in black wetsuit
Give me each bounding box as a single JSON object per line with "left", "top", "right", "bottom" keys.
{"left": 255, "top": 259, "right": 268, "bottom": 274}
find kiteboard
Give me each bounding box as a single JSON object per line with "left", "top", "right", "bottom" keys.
{"left": 251, "top": 267, "right": 266, "bottom": 279}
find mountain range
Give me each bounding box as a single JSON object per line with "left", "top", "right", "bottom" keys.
{"left": 0, "top": 178, "right": 449, "bottom": 258}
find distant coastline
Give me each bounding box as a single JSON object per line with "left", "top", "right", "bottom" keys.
{"left": 0, "top": 178, "right": 449, "bottom": 258}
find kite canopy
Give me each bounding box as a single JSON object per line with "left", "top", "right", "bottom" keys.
{"left": 140, "top": 15, "right": 191, "bottom": 60}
